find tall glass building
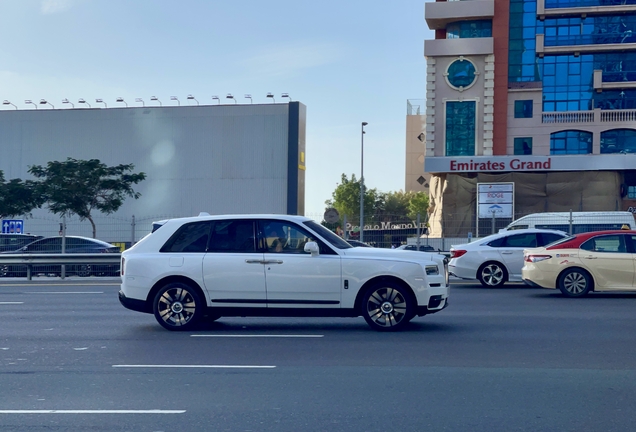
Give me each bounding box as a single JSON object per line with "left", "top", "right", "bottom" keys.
{"left": 420, "top": 0, "right": 636, "bottom": 236}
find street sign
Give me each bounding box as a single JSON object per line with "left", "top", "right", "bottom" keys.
{"left": 2, "top": 219, "right": 24, "bottom": 234}
{"left": 477, "top": 183, "right": 514, "bottom": 218}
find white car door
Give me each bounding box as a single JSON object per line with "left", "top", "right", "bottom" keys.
{"left": 202, "top": 219, "right": 267, "bottom": 307}
{"left": 498, "top": 232, "right": 539, "bottom": 279}
{"left": 260, "top": 220, "right": 342, "bottom": 308}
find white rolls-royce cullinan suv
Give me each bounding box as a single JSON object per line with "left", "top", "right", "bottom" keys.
{"left": 119, "top": 213, "right": 450, "bottom": 332}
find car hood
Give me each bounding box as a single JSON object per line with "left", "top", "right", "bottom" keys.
{"left": 341, "top": 246, "right": 444, "bottom": 264}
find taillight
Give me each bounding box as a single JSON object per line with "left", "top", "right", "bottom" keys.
{"left": 450, "top": 249, "right": 467, "bottom": 258}
{"left": 525, "top": 254, "right": 552, "bottom": 263}
{"left": 121, "top": 257, "right": 125, "bottom": 276}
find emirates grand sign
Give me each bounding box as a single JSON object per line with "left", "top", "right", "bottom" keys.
{"left": 425, "top": 154, "right": 636, "bottom": 173}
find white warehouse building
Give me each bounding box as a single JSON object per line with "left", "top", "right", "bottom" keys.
{"left": 0, "top": 102, "right": 306, "bottom": 243}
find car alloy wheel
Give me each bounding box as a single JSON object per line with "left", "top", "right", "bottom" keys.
{"left": 362, "top": 283, "right": 413, "bottom": 332}
{"left": 478, "top": 262, "right": 507, "bottom": 288}
{"left": 153, "top": 283, "right": 203, "bottom": 331}
{"left": 558, "top": 268, "right": 592, "bottom": 297}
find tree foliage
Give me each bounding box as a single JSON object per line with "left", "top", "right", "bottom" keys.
{"left": 324, "top": 173, "right": 430, "bottom": 226}
{"left": 28, "top": 158, "right": 146, "bottom": 238}
{"left": 324, "top": 173, "right": 378, "bottom": 225}
{"left": 0, "top": 172, "right": 44, "bottom": 219}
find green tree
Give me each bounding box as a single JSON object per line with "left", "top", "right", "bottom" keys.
{"left": 407, "top": 191, "right": 430, "bottom": 221}
{"left": 0, "top": 172, "right": 44, "bottom": 219}
{"left": 28, "top": 158, "right": 146, "bottom": 238}
{"left": 324, "top": 173, "right": 377, "bottom": 226}
{"left": 374, "top": 191, "right": 410, "bottom": 222}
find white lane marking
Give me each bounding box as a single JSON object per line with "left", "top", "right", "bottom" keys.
{"left": 0, "top": 302, "right": 24, "bottom": 305}
{"left": 28, "top": 292, "right": 104, "bottom": 294}
{"left": 0, "top": 410, "right": 185, "bottom": 414}
{"left": 73, "top": 347, "right": 88, "bottom": 351}
{"left": 191, "top": 334, "right": 324, "bottom": 338}
{"left": 112, "top": 365, "right": 276, "bottom": 369}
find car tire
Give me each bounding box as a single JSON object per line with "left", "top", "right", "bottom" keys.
{"left": 361, "top": 282, "right": 414, "bottom": 332}
{"left": 558, "top": 268, "right": 592, "bottom": 298}
{"left": 153, "top": 282, "right": 204, "bottom": 331}
{"left": 477, "top": 262, "right": 508, "bottom": 288}
{"left": 76, "top": 264, "right": 91, "bottom": 277}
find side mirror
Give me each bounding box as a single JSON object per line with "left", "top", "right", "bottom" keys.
{"left": 304, "top": 241, "right": 319, "bottom": 256}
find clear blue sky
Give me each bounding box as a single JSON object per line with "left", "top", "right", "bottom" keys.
{"left": 0, "top": 0, "right": 433, "bottom": 219}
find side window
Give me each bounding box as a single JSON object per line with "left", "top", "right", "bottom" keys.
{"left": 538, "top": 232, "right": 566, "bottom": 246}
{"left": 261, "top": 220, "right": 333, "bottom": 254}
{"left": 161, "top": 221, "right": 212, "bottom": 253}
{"left": 35, "top": 238, "right": 62, "bottom": 252}
{"left": 580, "top": 235, "right": 626, "bottom": 253}
{"left": 208, "top": 220, "right": 256, "bottom": 253}
{"left": 487, "top": 237, "right": 505, "bottom": 247}
{"left": 503, "top": 233, "right": 537, "bottom": 248}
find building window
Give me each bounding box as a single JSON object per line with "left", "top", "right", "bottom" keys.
{"left": 629, "top": 186, "right": 636, "bottom": 199}
{"left": 446, "top": 101, "right": 476, "bottom": 156}
{"left": 445, "top": 58, "right": 477, "bottom": 90}
{"left": 447, "top": 20, "right": 492, "bottom": 39}
{"left": 514, "top": 138, "right": 533, "bottom": 155}
{"left": 514, "top": 100, "right": 533, "bottom": 118}
{"left": 600, "top": 129, "right": 636, "bottom": 154}
{"left": 550, "top": 130, "right": 593, "bottom": 154}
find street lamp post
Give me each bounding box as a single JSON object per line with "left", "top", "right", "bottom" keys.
{"left": 360, "top": 122, "right": 368, "bottom": 242}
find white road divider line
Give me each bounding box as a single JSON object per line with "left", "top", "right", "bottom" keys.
{"left": 28, "top": 292, "right": 104, "bottom": 294}
{"left": 0, "top": 302, "right": 24, "bottom": 305}
{"left": 191, "top": 334, "right": 324, "bottom": 338}
{"left": 0, "top": 410, "right": 185, "bottom": 414}
{"left": 112, "top": 364, "right": 276, "bottom": 369}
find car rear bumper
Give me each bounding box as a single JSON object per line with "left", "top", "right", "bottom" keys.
{"left": 119, "top": 290, "right": 151, "bottom": 314}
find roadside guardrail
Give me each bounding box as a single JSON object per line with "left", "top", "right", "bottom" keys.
{"left": 0, "top": 253, "right": 121, "bottom": 280}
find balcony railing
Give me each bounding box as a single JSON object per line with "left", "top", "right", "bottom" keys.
{"left": 542, "top": 108, "right": 636, "bottom": 123}
{"left": 542, "top": 111, "right": 595, "bottom": 123}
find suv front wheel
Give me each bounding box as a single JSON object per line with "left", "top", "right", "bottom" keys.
{"left": 153, "top": 282, "right": 203, "bottom": 331}
{"left": 361, "top": 282, "right": 414, "bottom": 332}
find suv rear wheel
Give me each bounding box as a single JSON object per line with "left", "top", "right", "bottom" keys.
{"left": 153, "top": 282, "right": 203, "bottom": 331}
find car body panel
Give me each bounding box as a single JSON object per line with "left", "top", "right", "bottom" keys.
{"left": 522, "top": 230, "right": 636, "bottom": 293}
{"left": 449, "top": 229, "right": 568, "bottom": 283}
{"left": 120, "top": 214, "right": 450, "bottom": 324}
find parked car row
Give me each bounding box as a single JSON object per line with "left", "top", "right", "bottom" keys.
{"left": 0, "top": 234, "right": 120, "bottom": 277}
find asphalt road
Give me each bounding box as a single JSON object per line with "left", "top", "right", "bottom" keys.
{"left": 1, "top": 278, "right": 636, "bottom": 431}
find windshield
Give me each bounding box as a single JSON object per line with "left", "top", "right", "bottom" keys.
{"left": 303, "top": 220, "right": 352, "bottom": 249}
{"left": 544, "top": 235, "right": 574, "bottom": 248}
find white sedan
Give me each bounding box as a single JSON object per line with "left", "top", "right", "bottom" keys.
{"left": 119, "top": 213, "right": 450, "bottom": 331}
{"left": 449, "top": 229, "right": 567, "bottom": 287}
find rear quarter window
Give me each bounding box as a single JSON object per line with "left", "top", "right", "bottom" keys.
{"left": 160, "top": 222, "right": 211, "bottom": 253}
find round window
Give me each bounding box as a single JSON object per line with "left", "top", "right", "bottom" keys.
{"left": 446, "top": 58, "right": 477, "bottom": 90}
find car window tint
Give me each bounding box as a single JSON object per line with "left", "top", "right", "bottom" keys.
{"left": 208, "top": 220, "right": 256, "bottom": 253}
{"left": 261, "top": 220, "right": 328, "bottom": 254}
{"left": 161, "top": 221, "right": 212, "bottom": 253}
{"left": 487, "top": 237, "right": 505, "bottom": 247}
{"left": 580, "top": 235, "right": 627, "bottom": 253}
{"left": 503, "top": 233, "right": 537, "bottom": 248}
{"left": 302, "top": 220, "right": 351, "bottom": 250}
{"left": 538, "top": 233, "right": 565, "bottom": 246}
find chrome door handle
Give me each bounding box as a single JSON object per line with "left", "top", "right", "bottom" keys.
{"left": 583, "top": 256, "right": 597, "bottom": 259}
{"left": 245, "top": 259, "right": 264, "bottom": 264}
{"left": 501, "top": 251, "right": 514, "bottom": 255}
{"left": 263, "top": 260, "right": 283, "bottom": 264}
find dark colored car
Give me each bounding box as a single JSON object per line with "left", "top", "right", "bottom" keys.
{"left": 0, "top": 236, "right": 120, "bottom": 277}
{"left": 0, "top": 234, "right": 42, "bottom": 252}
{"left": 398, "top": 244, "right": 439, "bottom": 252}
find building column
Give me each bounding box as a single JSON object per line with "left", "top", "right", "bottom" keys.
{"left": 426, "top": 58, "right": 437, "bottom": 156}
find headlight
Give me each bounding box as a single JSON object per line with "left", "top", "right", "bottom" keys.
{"left": 425, "top": 265, "right": 439, "bottom": 275}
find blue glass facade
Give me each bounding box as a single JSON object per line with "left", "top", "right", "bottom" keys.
{"left": 550, "top": 130, "right": 593, "bottom": 154}
{"left": 601, "top": 129, "right": 636, "bottom": 153}
{"left": 447, "top": 20, "right": 492, "bottom": 39}
{"left": 508, "top": 0, "right": 636, "bottom": 112}
{"left": 445, "top": 101, "right": 476, "bottom": 156}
